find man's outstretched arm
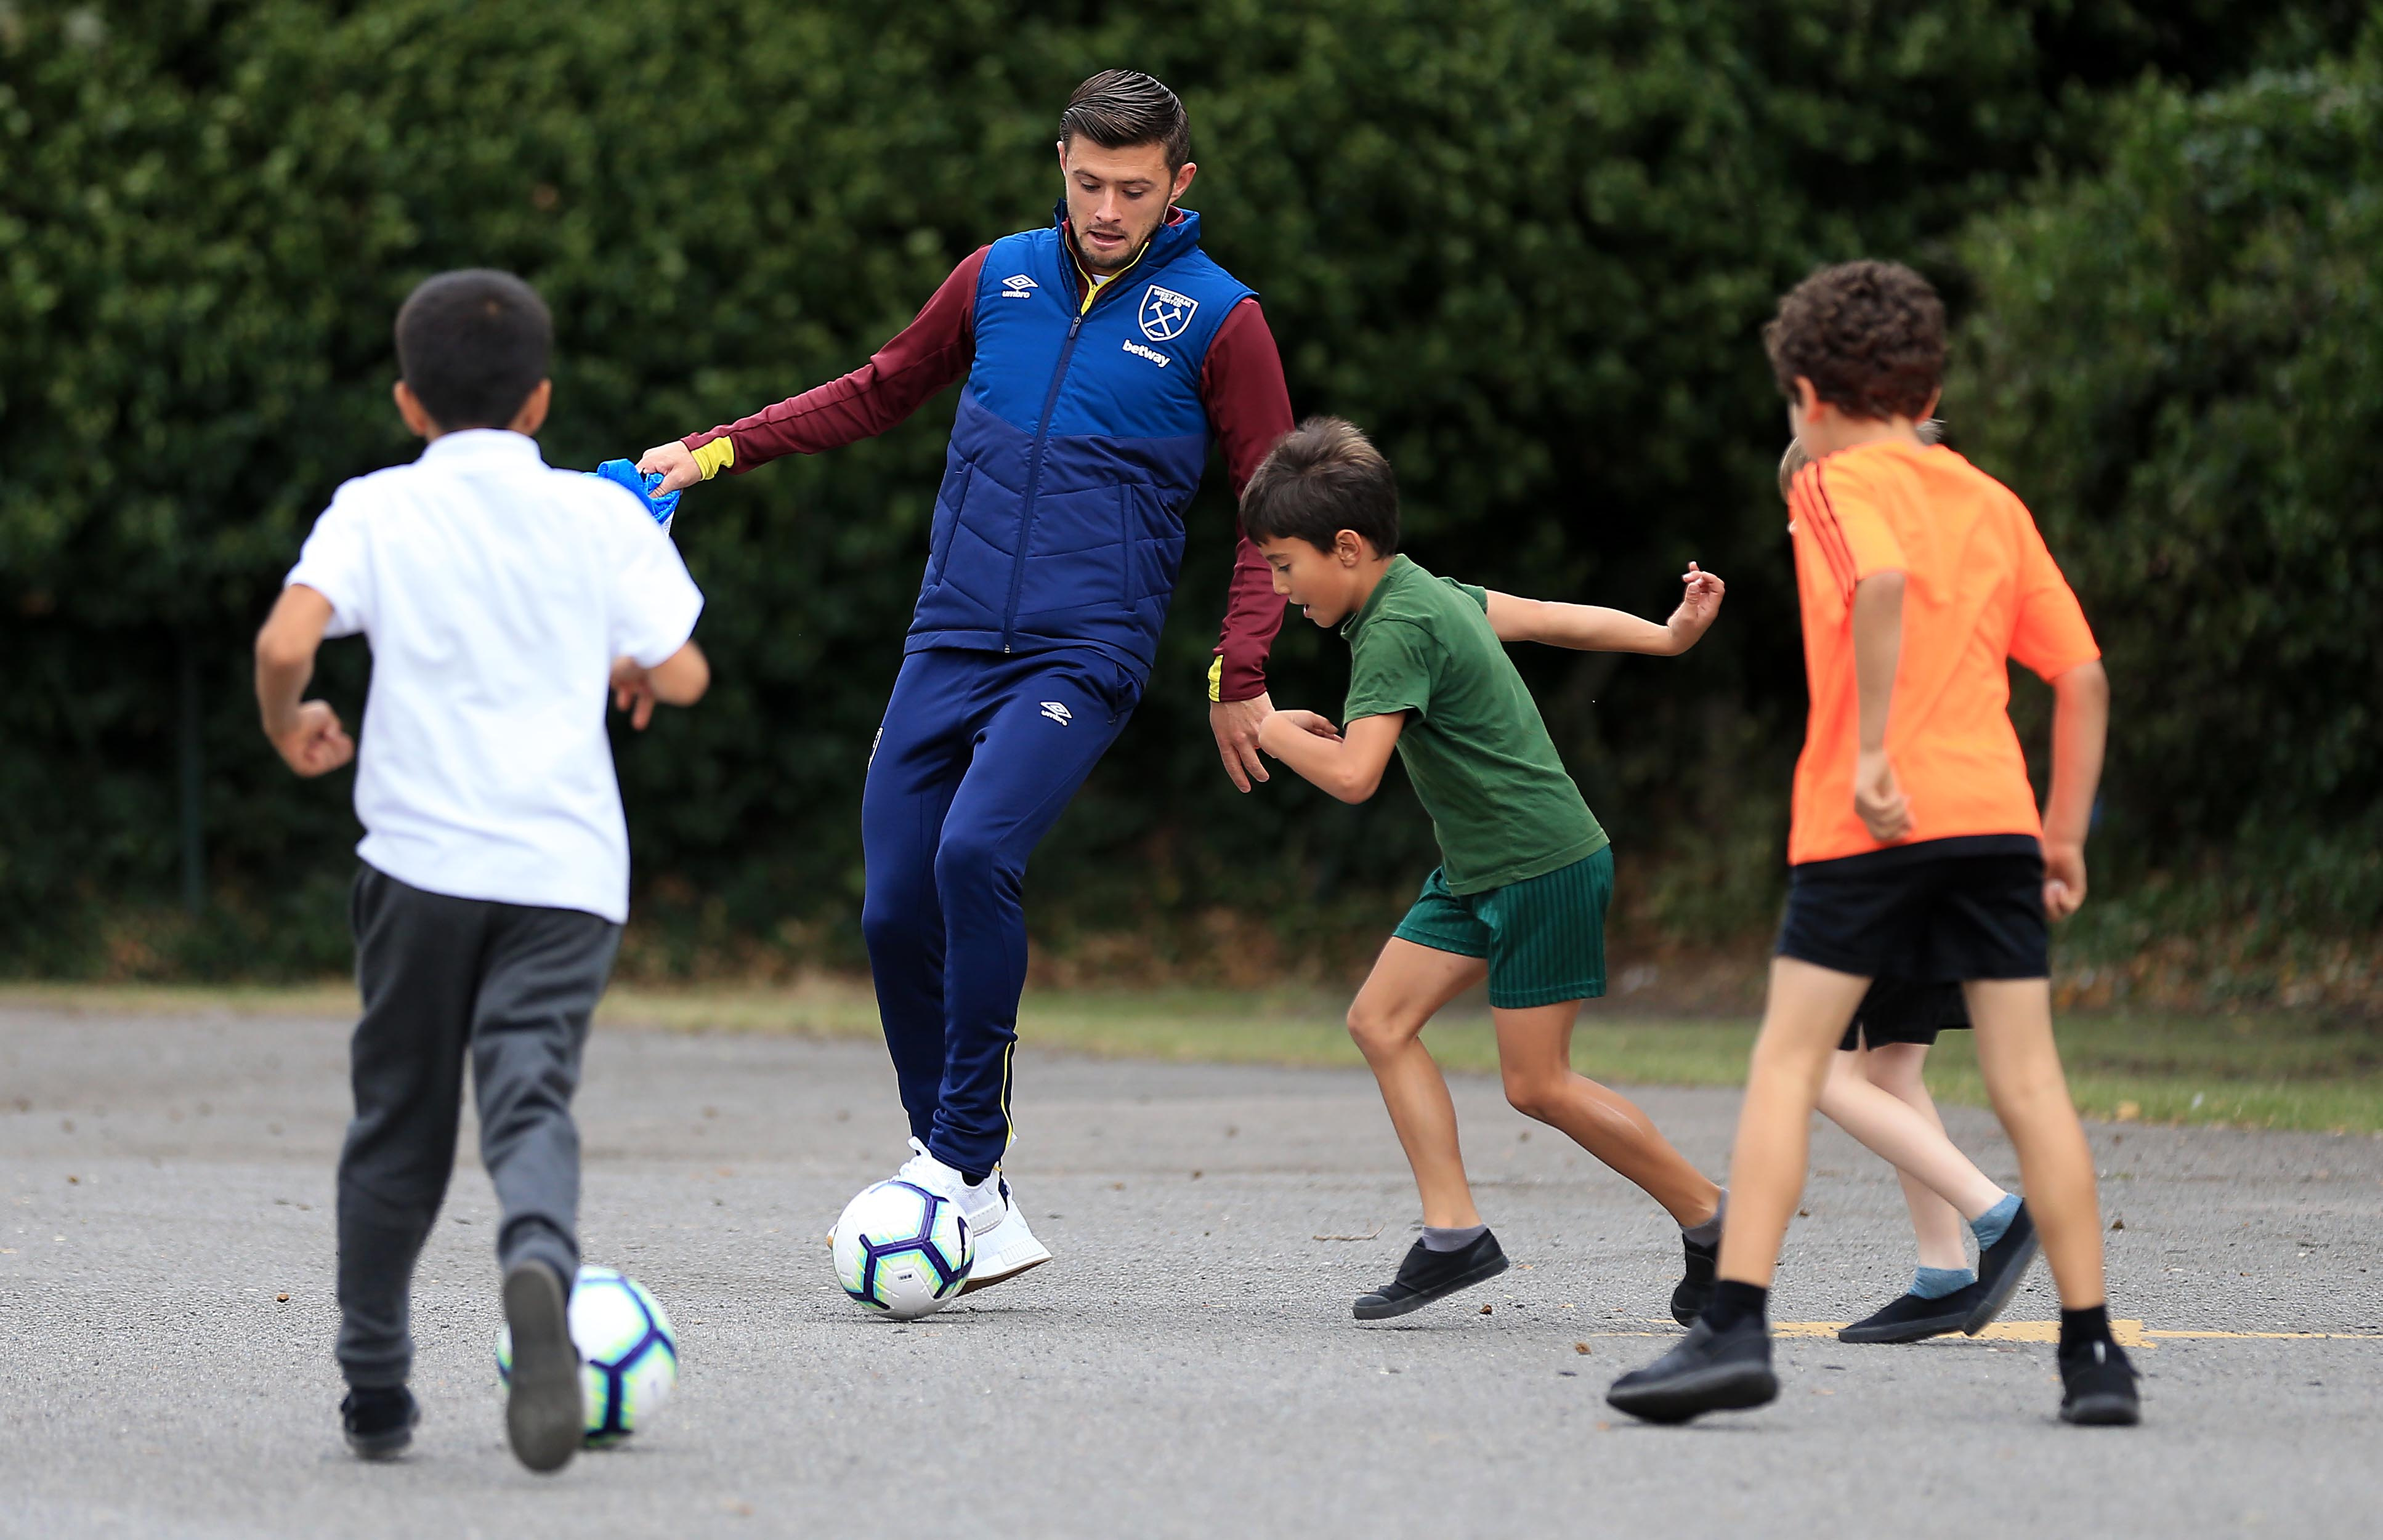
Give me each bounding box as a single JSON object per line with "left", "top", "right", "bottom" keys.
{"left": 640, "top": 247, "right": 989, "bottom": 493}
{"left": 1202, "top": 297, "right": 1295, "bottom": 791}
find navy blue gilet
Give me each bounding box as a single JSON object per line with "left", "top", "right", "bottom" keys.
{"left": 909, "top": 206, "right": 1255, "bottom": 683}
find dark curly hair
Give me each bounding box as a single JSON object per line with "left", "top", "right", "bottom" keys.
{"left": 1763, "top": 260, "right": 1945, "bottom": 421}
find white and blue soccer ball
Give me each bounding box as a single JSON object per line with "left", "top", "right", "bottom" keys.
{"left": 832, "top": 1179, "right": 973, "bottom": 1319}
{"left": 496, "top": 1265, "right": 678, "bottom": 1446}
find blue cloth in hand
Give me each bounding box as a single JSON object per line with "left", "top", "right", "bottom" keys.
{"left": 588, "top": 459, "right": 681, "bottom": 527}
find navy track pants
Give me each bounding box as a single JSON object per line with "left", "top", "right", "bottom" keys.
{"left": 860, "top": 646, "right": 1142, "bottom": 1177}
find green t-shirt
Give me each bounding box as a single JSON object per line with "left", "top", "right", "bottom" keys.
{"left": 1340, "top": 555, "right": 1609, "bottom": 894}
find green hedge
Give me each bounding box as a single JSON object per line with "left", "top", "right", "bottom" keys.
{"left": 1952, "top": 25, "right": 2383, "bottom": 964}
{"left": 1, "top": 1, "right": 2373, "bottom": 978}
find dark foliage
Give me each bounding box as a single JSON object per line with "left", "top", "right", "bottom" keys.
{"left": 1, "top": 1, "right": 2371, "bottom": 975}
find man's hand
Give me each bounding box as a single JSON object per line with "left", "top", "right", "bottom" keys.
{"left": 268, "top": 700, "right": 355, "bottom": 778}
{"left": 1665, "top": 562, "right": 1726, "bottom": 651}
{"left": 1853, "top": 746, "right": 1912, "bottom": 843}
{"left": 2043, "top": 839, "right": 2089, "bottom": 919}
{"left": 637, "top": 440, "right": 703, "bottom": 496}
{"left": 612, "top": 656, "right": 660, "bottom": 730}
{"left": 1210, "top": 691, "right": 1274, "bottom": 792}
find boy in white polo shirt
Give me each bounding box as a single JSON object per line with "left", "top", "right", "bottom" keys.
{"left": 253, "top": 270, "right": 708, "bottom": 1473}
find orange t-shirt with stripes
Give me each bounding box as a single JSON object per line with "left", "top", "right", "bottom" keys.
{"left": 1784, "top": 439, "right": 2100, "bottom": 866}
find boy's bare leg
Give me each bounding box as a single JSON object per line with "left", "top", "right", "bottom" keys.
{"left": 1816, "top": 1047, "right": 2005, "bottom": 1224}
{"left": 1492, "top": 1000, "right": 1720, "bottom": 1227}
{"left": 1716, "top": 957, "right": 1874, "bottom": 1286}
{"left": 1965, "top": 978, "right": 2105, "bottom": 1307}
{"left": 1346, "top": 940, "right": 1491, "bottom": 1227}
{"left": 1864, "top": 1042, "right": 1971, "bottom": 1271}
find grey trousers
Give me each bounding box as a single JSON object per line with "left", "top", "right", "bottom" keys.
{"left": 335, "top": 864, "right": 621, "bottom": 1389}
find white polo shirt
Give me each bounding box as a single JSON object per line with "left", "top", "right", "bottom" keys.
{"left": 286, "top": 429, "right": 703, "bottom": 922}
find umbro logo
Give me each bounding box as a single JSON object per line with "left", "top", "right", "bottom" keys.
{"left": 1001, "top": 274, "right": 1037, "bottom": 297}
{"left": 1039, "top": 701, "right": 1072, "bottom": 725}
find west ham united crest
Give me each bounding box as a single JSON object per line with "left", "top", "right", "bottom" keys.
{"left": 1138, "top": 284, "right": 1198, "bottom": 342}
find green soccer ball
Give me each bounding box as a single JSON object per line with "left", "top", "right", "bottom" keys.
{"left": 495, "top": 1265, "right": 678, "bottom": 1446}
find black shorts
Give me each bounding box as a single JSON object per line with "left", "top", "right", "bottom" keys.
{"left": 1841, "top": 978, "right": 1972, "bottom": 1053}
{"left": 1778, "top": 834, "right": 2049, "bottom": 985}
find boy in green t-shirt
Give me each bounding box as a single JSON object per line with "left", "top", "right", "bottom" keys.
{"left": 1245, "top": 417, "right": 1730, "bottom": 1321}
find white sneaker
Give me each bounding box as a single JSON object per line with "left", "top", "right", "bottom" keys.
{"left": 961, "top": 1199, "right": 1052, "bottom": 1294}
{"left": 891, "top": 1139, "right": 1053, "bottom": 1292}
{"left": 895, "top": 1138, "right": 1006, "bottom": 1239}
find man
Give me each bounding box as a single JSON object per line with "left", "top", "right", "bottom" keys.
{"left": 638, "top": 70, "right": 1293, "bottom": 1291}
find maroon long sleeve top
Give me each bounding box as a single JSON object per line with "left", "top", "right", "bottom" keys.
{"left": 684, "top": 241, "right": 1293, "bottom": 702}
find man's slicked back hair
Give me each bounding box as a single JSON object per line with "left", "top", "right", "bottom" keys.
{"left": 1060, "top": 69, "right": 1191, "bottom": 174}
{"left": 395, "top": 268, "right": 552, "bottom": 432}
{"left": 1763, "top": 260, "right": 1945, "bottom": 422}
{"left": 1240, "top": 417, "right": 1401, "bottom": 556}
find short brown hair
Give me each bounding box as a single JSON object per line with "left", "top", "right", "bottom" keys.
{"left": 1763, "top": 260, "right": 1945, "bottom": 422}
{"left": 1060, "top": 70, "right": 1191, "bottom": 174}
{"left": 1240, "top": 417, "right": 1401, "bottom": 555}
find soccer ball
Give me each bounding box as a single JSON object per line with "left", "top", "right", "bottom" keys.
{"left": 832, "top": 1179, "right": 973, "bottom": 1318}
{"left": 495, "top": 1265, "right": 678, "bottom": 1446}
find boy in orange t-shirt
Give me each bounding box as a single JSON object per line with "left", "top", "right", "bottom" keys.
{"left": 1609, "top": 260, "right": 2138, "bottom": 1427}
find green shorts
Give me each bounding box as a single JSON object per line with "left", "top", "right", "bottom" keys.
{"left": 1392, "top": 846, "right": 1613, "bottom": 1009}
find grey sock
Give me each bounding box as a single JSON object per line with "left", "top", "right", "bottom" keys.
{"left": 1681, "top": 1190, "right": 1727, "bottom": 1248}
{"left": 1911, "top": 1265, "right": 1976, "bottom": 1300}
{"left": 1969, "top": 1192, "right": 2020, "bottom": 1251}
{"left": 1420, "top": 1224, "right": 1487, "bottom": 1253}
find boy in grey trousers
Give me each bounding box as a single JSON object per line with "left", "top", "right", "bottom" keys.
{"left": 254, "top": 269, "right": 709, "bottom": 1472}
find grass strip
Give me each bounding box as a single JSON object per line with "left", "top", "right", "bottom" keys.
{"left": 6, "top": 981, "right": 2376, "bottom": 1134}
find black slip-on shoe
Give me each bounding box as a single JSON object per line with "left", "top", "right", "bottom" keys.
{"left": 501, "top": 1261, "right": 583, "bottom": 1474}
{"left": 1839, "top": 1282, "right": 1985, "bottom": 1344}
{"left": 1606, "top": 1316, "right": 1778, "bottom": 1425}
{"left": 1964, "top": 1202, "right": 2041, "bottom": 1335}
{"left": 1670, "top": 1235, "right": 1718, "bottom": 1328}
{"left": 1353, "top": 1232, "right": 1509, "bottom": 1321}
{"left": 2058, "top": 1339, "right": 2142, "bottom": 1425}
{"left": 341, "top": 1385, "right": 419, "bottom": 1460}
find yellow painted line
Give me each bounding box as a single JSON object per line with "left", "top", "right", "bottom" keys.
{"left": 1774, "top": 1320, "right": 2151, "bottom": 1348}
{"left": 2145, "top": 1329, "right": 2383, "bottom": 1341}
{"left": 1591, "top": 1320, "right": 2383, "bottom": 1349}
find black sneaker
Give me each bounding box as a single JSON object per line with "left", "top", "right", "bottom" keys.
{"left": 1839, "top": 1282, "right": 1984, "bottom": 1344}
{"left": 1670, "top": 1235, "right": 1718, "bottom": 1327}
{"left": 1606, "top": 1315, "right": 1778, "bottom": 1424}
{"left": 501, "top": 1260, "right": 584, "bottom": 1474}
{"left": 1964, "top": 1201, "right": 2041, "bottom": 1334}
{"left": 2058, "top": 1338, "right": 2142, "bottom": 1425}
{"left": 341, "top": 1385, "right": 419, "bottom": 1460}
{"left": 1353, "top": 1232, "right": 1509, "bottom": 1320}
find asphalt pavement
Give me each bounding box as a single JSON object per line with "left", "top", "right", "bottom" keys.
{"left": 3, "top": 1004, "right": 2379, "bottom": 1539}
